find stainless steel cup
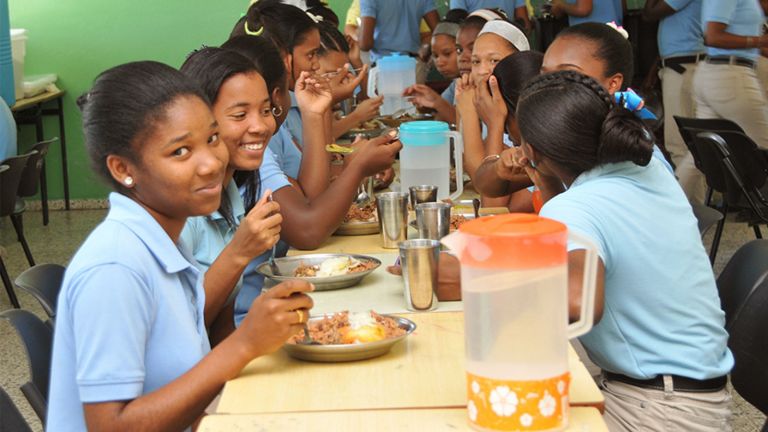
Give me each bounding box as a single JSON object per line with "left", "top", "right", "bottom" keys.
{"left": 415, "top": 202, "right": 451, "bottom": 240}
{"left": 399, "top": 239, "right": 440, "bottom": 311}
{"left": 375, "top": 192, "right": 409, "bottom": 248}
{"left": 408, "top": 185, "right": 438, "bottom": 208}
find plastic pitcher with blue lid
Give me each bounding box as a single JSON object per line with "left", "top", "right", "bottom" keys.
{"left": 399, "top": 120, "right": 464, "bottom": 201}
{"left": 367, "top": 53, "right": 415, "bottom": 116}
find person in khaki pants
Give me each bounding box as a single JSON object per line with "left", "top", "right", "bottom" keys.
{"left": 644, "top": 0, "right": 705, "bottom": 203}
{"left": 694, "top": 0, "right": 768, "bottom": 151}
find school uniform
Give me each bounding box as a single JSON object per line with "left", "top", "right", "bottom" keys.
{"left": 540, "top": 157, "right": 733, "bottom": 431}
{"left": 694, "top": 0, "right": 768, "bottom": 150}
{"left": 48, "top": 193, "right": 210, "bottom": 431}
{"left": 268, "top": 123, "right": 303, "bottom": 179}
{"left": 359, "top": 0, "right": 436, "bottom": 62}
{"left": 565, "top": 0, "right": 623, "bottom": 26}
{"left": 283, "top": 91, "right": 303, "bottom": 149}
{"left": 656, "top": 0, "right": 706, "bottom": 203}
{"left": 442, "top": 80, "right": 457, "bottom": 105}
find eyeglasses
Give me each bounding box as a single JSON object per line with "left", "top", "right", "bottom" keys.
{"left": 320, "top": 67, "right": 364, "bottom": 79}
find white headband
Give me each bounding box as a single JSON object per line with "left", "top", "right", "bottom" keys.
{"left": 433, "top": 22, "right": 460, "bottom": 38}
{"left": 478, "top": 20, "right": 530, "bottom": 52}
{"left": 467, "top": 8, "right": 505, "bottom": 22}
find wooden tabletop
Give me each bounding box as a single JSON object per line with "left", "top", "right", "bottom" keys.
{"left": 216, "top": 311, "right": 604, "bottom": 415}
{"left": 11, "top": 89, "right": 65, "bottom": 112}
{"left": 199, "top": 407, "right": 608, "bottom": 431}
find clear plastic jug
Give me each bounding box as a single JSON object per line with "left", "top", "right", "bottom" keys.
{"left": 441, "top": 214, "right": 599, "bottom": 432}
{"left": 399, "top": 120, "right": 463, "bottom": 201}
{"left": 366, "top": 53, "right": 415, "bottom": 115}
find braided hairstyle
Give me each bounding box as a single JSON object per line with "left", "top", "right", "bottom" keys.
{"left": 517, "top": 70, "right": 654, "bottom": 176}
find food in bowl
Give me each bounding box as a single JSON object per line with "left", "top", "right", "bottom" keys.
{"left": 289, "top": 311, "right": 406, "bottom": 345}
{"left": 293, "top": 256, "right": 377, "bottom": 277}
{"left": 450, "top": 214, "right": 468, "bottom": 230}
{"left": 344, "top": 202, "right": 377, "bottom": 223}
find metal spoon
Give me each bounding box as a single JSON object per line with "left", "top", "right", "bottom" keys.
{"left": 267, "top": 194, "right": 281, "bottom": 276}
{"left": 472, "top": 198, "right": 481, "bottom": 219}
{"left": 355, "top": 176, "right": 374, "bottom": 206}
{"left": 302, "top": 322, "right": 320, "bottom": 345}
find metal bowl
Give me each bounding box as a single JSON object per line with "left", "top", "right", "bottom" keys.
{"left": 334, "top": 219, "right": 380, "bottom": 236}
{"left": 256, "top": 254, "right": 381, "bottom": 291}
{"left": 283, "top": 315, "right": 417, "bottom": 362}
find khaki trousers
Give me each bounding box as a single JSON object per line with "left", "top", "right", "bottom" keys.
{"left": 661, "top": 61, "right": 705, "bottom": 203}
{"left": 599, "top": 375, "right": 732, "bottom": 432}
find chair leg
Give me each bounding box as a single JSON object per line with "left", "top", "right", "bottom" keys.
{"left": 0, "top": 256, "right": 21, "bottom": 308}
{"left": 754, "top": 225, "right": 763, "bottom": 239}
{"left": 10, "top": 214, "right": 35, "bottom": 266}
{"left": 710, "top": 218, "right": 726, "bottom": 264}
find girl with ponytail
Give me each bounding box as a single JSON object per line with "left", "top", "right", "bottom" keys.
{"left": 514, "top": 70, "right": 733, "bottom": 432}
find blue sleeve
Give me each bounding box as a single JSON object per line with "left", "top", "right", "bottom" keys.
{"left": 539, "top": 196, "right": 608, "bottom": 266}
{"left": 284, "top": 107, "right": 304, "bottom": 148}
{"left": 66, "top": 265, "right": 155, "bottom": 402}
{"left": 360, "top": 0, "right": 377, "bottom": 18}
{"left": 516, "top": 0, "right": 527, "bottom": 10}
{"left": 259, "top": 148, "right": 291, "bottom": 194}
{"left": 701, "top": 0, "right": 736, "bottom": 25}
{"left": 665, "top": 0, "right": 694, "bottom": 12}
{"left": 441, "top": 80, "right": 456, "bottom": 104}
{"left": 422, "top": 0, "right": 437, "bottom": 15}
{"left": 450, "top": 0, "right": 468, "bottom": 10}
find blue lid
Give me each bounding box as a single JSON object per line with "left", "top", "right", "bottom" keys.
{"left": 399, "top": 121, "right": 450, "bottom": 146}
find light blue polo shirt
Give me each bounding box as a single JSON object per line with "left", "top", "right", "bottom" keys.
{"left": 48, "top": 193, "right": 210, "bottom": 431}
{"left": 268, "top": 124, "right": 303, "bottom": 179}
{"left": 441, "top": 80, "right": 457, "bottom": 105}
{"left": 0, "top": 100, "right": 17, "bottom": 159}
{"left": 360, "top": 0, "right": 437, "bottom": 61}
{"left": 702, "top": 0, "right": 764, "bottom": 60}
{"left": 449, "top": 0, "right": 525, "bottom": 20}
{"left": 284, "top": 91, "right": 303, "bottom": 149}
{"left": 658, "top": 0, "right": 704, "bottom": 57}
{"left": 539, "top": 157, "right": 733, "bottom": 380}
{"left": 566, "top": 0, "right": 623, "bottom": 26}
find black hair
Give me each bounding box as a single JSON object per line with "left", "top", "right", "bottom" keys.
{"left": 77, "top": 61, "right": 208, "bottom": 191}
{"left": 180, "top": 47, "right": 264, "bottom": 226}
{"left": 444, "top": 8, "right": 469, "bottom": 24}
{"left": 517, "top": 70, "right": 653, "bottom": 176}
{"left": 306, "top": 0, "right": 339, "bottom": 27}
{"left": 222, "top": 36, "right": 287, "bottom": 97}
{"left": 317, "top": 21, "right": 349, "bottom": 56}
{"left": 460, "top": 8, "right": 509, "bottom": 31}
{"left": 493, "top": 51, "right": 543, "bottom": 115}
{"left": 230, "top": 0, "right": 318, "bottom": 56}
{"left": 557, "top": 22, "right": 634, "bottom": 88}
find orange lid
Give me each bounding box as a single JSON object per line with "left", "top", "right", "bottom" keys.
{"left": 456, "top": 214, "right": 567, "bottom": 269}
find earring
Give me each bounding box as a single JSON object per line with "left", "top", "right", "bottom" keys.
{"left": 124, "top": 176, "right": 134, "bottom": 186}
{"left": 529, "top": 160, "right": 537, "bottom": 169}
{"left": 272, "top": 105, "right": 284, "bottom": 117}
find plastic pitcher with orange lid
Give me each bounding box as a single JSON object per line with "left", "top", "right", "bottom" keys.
{"left": 441, "top": 214, "right": 599, "bottom": 432}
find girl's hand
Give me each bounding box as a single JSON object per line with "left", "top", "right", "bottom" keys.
{"left": 229, "top": 190, "right": 282, "bottom": 264}
{"left": 403, "top": 84, "right": 440, "bottom": 110}
{"left": 352, "top": 95, "right": 383, "bottom": 122}
{"left": 455, "top": 74, "right": 476, "bottom": 117}
{"left": 295, "top": 71, "right": 333, "bottom": 116}
{"left": 495, "top": 147, "right": 529, "bottom": 181}
{"left": 349, "top": 130, "right": 403, "bottom": 177}
{"left": 234, "top": 280, "right": 315, "bottom": 358}
{"left": 374, "top": 167, "right": 395, "bottom": 189}
{"left": 328, "top": 64, "right": 368, "bottom": 104}
{"left": 346, "top": 34, "right": 362, "bottom": 66}
{"left": 473, "top": 75, "right": 507, "bottom": 132}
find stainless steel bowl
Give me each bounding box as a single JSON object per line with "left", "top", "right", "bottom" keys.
{"left": 283, "top": 315, "right": 417, "bottom": 362}
{"left": 256, "top": 254, "right": 382, "bottom": 291}
{"left": 334, "top": 219, "right": 380, "bottom": 236}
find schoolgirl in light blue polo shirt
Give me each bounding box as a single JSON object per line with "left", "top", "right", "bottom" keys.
{"left": 701, "top": 0, "right": 764, "bottom": 60}
{"left": 657, "top": 0, "right": 704, "bottom": 58}
{"left": 359, "top": 0, "right": 438, "bottom": 61}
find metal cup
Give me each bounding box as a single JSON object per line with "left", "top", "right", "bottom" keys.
{"left": 375, "top": 192, "right": 409, "bottom": 248}
{"left": 399, "top": 239, "right": 440, "bottom": 311}
{"left": 415, "top": 202, "right": 451, "bottom": 240}
{"left": 408, "top": 185, "right": 438, "bottom": 209}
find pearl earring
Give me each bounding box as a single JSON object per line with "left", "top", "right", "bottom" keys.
{"left": 124, "top": 176, "right": 134, "bottom": 186}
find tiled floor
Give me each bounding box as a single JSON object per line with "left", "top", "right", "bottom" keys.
{"left": 0, "top": 208, "right": 765, "bottom": 431}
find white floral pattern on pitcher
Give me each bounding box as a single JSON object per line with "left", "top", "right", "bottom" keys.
{"left": 489, "top": 386, "right": 518, "bottom": 417}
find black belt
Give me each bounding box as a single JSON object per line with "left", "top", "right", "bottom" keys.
{"left": 706, "top": 55, "right": 756, "bottom": 69}
{"left": 660, "top": 54, "right": 705, "bottom": 74}
{"left": 605, "top": 372, "right": 727, "bottom": 393}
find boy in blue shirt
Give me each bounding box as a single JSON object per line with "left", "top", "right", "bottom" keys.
{"left": 359, "top": 0, "right": 440, "bottom": 64}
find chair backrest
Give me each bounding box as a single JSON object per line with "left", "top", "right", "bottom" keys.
{"left": 687, "top": 131, "right": 729, "bottom": 195}
{"left": 18, "top": 139, "right": 57, "bottom": 198}
{"left": 0, "top": 309, "right": 52, "bottom": 422}
{"left": 716, "top": 239, "right": 768, "bottom": 329}
{"left": 728, "top": 276, "right": 768, "bottom": 416}
{"left": 14, "top": 263, "right": 66, "bottom": 319}
{"left": 673, "top": 116, "right": 744, "bottom": 171}
{"left": 0, "top": 152, "right": 34, "bottom": 217}
{"left": 0, "top": 386, "right": 33, "bottom": 432}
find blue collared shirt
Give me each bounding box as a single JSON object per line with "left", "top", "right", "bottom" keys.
{"left": 658, "top": 0, "right": 704, "bottom": 57}
{"left": 566, "top": 0, "right": 623, "bottom": 26}
{"left": 449, "top": 0, "right": 525, "bottom": 20}
{"left": 540, "top": 157, "right": 733, "bottom": 380}
{"left": 284, "top": 91, "right": 303, "bottom": 149}
{"left": 268, "top": 124, "right": 303, "bottom": 179}
{"left": 702, "top": 0, "right": 764, "bottom": 60}
{"left": 48, "top": 193, "right": 210, "bottom": 431}
{"left": 441, "top": 80, "right": 456, "bottom": 105}
{"left": 360, "top": 0, "right": 437, "bottom": 61}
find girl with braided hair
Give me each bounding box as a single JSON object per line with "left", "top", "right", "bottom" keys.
{"left": 514, "top": 70, "right": 733, "bottom": 431}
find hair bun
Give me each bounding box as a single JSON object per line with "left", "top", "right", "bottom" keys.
{"left": 598, "top": 106, "right": 654, "bottom": 166}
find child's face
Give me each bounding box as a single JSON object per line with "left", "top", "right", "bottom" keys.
{"left": 431, "top": 34, "right": 458, "bottom": 79}
{"left": 289, "top": 29, "right": 321, "bottom": 87}
{"left": 212, "top": 72, "right": 276, "bottom": 173}
{"left": 471, "top": 33, "right": 517, "bottom": 87}
{"left": 318, "top": 50, "right": 349, "bottom": 76}
{"left": 542, "top": 36, "right": 623, "bottom": 95}
{"left": 456, "top": 26, "right": 481, "bottom": 76}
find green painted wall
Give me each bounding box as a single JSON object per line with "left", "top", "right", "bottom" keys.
{"left": 9, "top": 0, "right": 352, "bottom": 200}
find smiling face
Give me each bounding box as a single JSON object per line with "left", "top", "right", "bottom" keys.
{"left": 456, "top": 25, "right": 481, "bottom": 77}
{"left": 542, "top": 36, "right": 623, "bottom": 95}
{"left": 212, "top": 72, "right": 276, "bottom": 176}
{"left": 471, "top": 33, "right": 517, "bottom": 86}
{"left": 432, "top": 34, "right": 459, "bottom": 79}
{"left": 123, "top": 95, "right": 229, "bottom": 224}
{"left": 288, "top": 28, "right": 321, "bottom": 87}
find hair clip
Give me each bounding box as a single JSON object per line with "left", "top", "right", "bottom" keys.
{"left": 605, "top": 21, "right": 629, "bottom": 39}
{"left": 306, "top": 11, "right": 323, "bottom": 23}
{"left": 244, "top": 21, "right": 264, "bottom": 36}
{"left": 614, "top": 88, "right": 657, "bottom": 120}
